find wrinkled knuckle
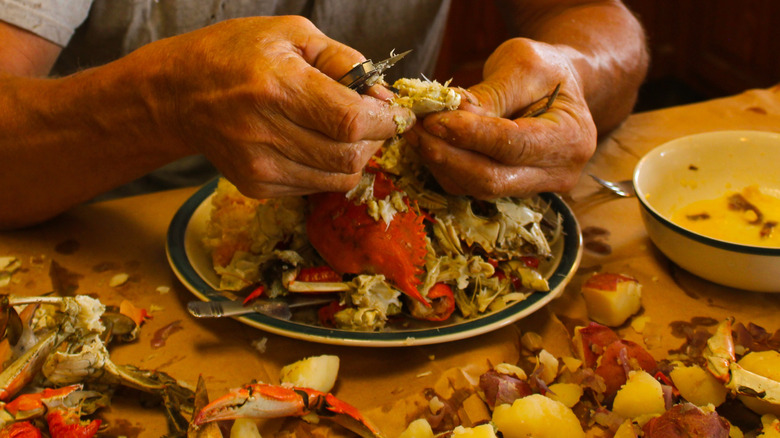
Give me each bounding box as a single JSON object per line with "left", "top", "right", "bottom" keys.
{"left": 330, "top": 174, "right": 363, "bottom": 192}
{"left": 333, "top": 146, "right": 367, "bottom": 174}
{"left": 570, "top": 137, "right": 596, "bottom": 166}
{"left": 474, "top": 177, "right": 506, "bottom": 200}
{"left": 280, "top": 15, "right": 315, "bottom": 30}
{"left": 335, "top": 109, "right": 367, "bottom": 143}
{"left": 556, "top": 173, "right": 580, "bottom": 193}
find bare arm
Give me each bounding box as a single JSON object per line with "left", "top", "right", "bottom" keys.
{"left": 0, "top": 17, "right": 413, "bottom": 230}
{"left": 408, "top": 0, "right": 647, "bottom": 198}
{"left": 0, "top": 22, "right": 61, "bottom": 77}
{"left": 501, "top": 0, "right": 649, "bottom": 132}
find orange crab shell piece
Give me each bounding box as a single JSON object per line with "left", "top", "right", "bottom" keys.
{"left": 0, "top": 421, "right": 42, "bottom": 438}
{"left": 191, "top": 383, "right": 383, "bottom": 438}
{"left": 306, "top": 170, "right": 429, "bottom": 306}
{"left": 4, "top": 385, "right": 82, "bottom": 417}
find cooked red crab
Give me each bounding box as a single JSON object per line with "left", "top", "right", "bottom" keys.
{"left": 307, "top": 167, "right": 430, "bottom": 307}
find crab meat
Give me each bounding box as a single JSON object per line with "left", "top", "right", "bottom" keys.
{"left": 391, "top": 78, "right": 461, "bottom": 116}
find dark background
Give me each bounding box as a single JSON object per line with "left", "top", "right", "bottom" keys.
{"left": 433, "top": 1, "right": 780, "bottom": 112}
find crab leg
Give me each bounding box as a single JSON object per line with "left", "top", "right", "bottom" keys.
{"left": 704, "top": 319, "right": 780, "bottom": 404}
{"left": 0, "top": 383, "right": 102, "bottom": 436}
{"left": 192, "top": 383, "right": 383, "bottom": 438}
{"left": 0, "top": 330, "right": 64, "bottom": 401}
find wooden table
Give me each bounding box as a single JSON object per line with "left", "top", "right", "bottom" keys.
{"left": 1, "top": 85, "right": 779, "bottom": 437}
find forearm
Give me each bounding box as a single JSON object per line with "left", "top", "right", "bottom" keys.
{"left": 501, "top": 0, "right": 648, "bottom": 132}
{"left": 0, "top": 56, "right": 189, "bottom": 229}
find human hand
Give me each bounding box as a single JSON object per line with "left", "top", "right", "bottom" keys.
{"left": 406, "top": 37, "right": 597, "bottom": 198}
{"left": 133, "top": 16, "right": 414, "bottom": 198}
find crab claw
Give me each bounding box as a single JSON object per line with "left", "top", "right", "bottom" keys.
{"left": 704, "top": 319, "right": 780, "bottom": 405}
{"left": 191, "top": 383, "right": 307, "bottom": 424}
{"left": 704, "top": 318, "right": 736, "bottom": 383}
{"left": 192, "top": 383, "right": 383, "bottom": 438}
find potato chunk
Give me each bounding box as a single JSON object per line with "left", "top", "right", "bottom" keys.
{"left": 452, "top": 424, "right": 498, "bottom": 438}
{"left": 492, "top": 394, "right": 585, "bottom": 438}
{"left": 581, "top": 273, "right": 642, "bottom": 327}
{"left": 670, "top": 364, "right": 728, "bottom": 407}
{"left": 279, "top": 354, "right": 340, "bottom": 393}
{"left": 612, "top": 370, "right": 666, "bottom": 419}
{"left": 737, "top": 351, "right": 780, "bottom": 416}
{"left": 758, "top": 414, "right": 780, "bottom": 438}
{"left": 230, "top": 418, "right": 261, "bottom": 438}
{"left": 399, "top": 418, "right": 435, "bottom": 438}
{"left": 546, "top": 383, "right": 584, "bottom": 408}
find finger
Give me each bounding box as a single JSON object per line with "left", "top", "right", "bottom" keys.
{"left": 409, "top": 125, "right": 561, "bottom": 198}
{"left": 421, "top": 110, "right": 566, "bottom": 166}
{"left": 222, "top": 150, "right": 365, "bottom": 199}
{"left": 265, "top": 114, "right": 385, "bottom": 174}
{"left": 282, "top": 36, "right": 415, "bottom": 141}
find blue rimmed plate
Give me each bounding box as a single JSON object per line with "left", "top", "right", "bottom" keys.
{"left": 166, "top": 179, "right": 582, "bottom": 347}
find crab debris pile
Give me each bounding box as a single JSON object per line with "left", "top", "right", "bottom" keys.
{"left": 203, "top": 78, "right": 562, "bottom": 331}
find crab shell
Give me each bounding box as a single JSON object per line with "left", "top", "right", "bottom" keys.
{"left": 306, "top": 170, "right": 429, "bottom": 306}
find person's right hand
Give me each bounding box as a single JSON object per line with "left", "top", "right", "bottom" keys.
{"left": 127, "top": 16, "right": 414, "bottom": 198}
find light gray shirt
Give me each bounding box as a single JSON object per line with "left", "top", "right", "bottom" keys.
{"left": 0, "top": 0, "right": 452, "bottom": 197}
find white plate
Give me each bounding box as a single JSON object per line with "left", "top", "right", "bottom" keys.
{"left": 167, "top": 179, "right": 582, "bottom": 347}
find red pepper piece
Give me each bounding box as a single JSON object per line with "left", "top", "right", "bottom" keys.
{"left": 296, "top": 266, "right": 342, "bottom": 283}
{"left": 242, "top": 285, "right": 265, "bottom": 305}
{"left": 423, "top": 283, "right": 456, "bottom": 322}
{"left": 520, "top": 256, "right": 540, "bottom": 269}
{"left": 318, "top": 301, "right": 346, "bottom": 327}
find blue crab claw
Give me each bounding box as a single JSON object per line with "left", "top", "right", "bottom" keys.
{"left": 191, "top": 383, "right": 383, "bottom": 438}
{"left": 704, "top": 319, "right": 780, "bottom": 405}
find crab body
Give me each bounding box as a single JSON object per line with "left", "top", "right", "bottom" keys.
{"left": 307, "top": 170, "right": 429, "bottom": 306}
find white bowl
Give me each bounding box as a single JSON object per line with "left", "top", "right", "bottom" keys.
{"left": 633, "top": 130, "right": 780, "bottom": 292}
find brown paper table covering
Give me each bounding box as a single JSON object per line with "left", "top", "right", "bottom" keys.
{"left": 1, "top": 85, "right": 779, "bottom": 436}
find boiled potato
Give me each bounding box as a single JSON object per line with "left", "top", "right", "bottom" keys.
{"left": 279, "top": 355, "right": 340, "bottom": 392}
{"left": 614, "top": 420, "right": 639, "bottom": 438}
{"left": 492, "top": 394, "right": 585, "bottom": 438}
{"left": 546, "top": 383, "right": 584, "bottom": 408}
{"left": 738, "top": 351, "right": 780, "bottom": 416}
{"left": 230, "top": 418, "right": 261, "bottom": 438}
{"left": 670, "top": 364, "right": 728, "bottom": 407}
{"left": 399, "top": 418, "right": 435, "bottom": 438}
{"left": 758, "top": 414, "right": 780, "bottom": 438}
{"left": 581, "top": 273, "right": 642, "bottom": 327}
{"left": 536, "top": 349, "right": 559, "bottom": 384}
{"left": 452, "top": 424, "right": 498, "bottom": 438}
{"left": 612, "top": 370, "right": 666, "bottom": 419}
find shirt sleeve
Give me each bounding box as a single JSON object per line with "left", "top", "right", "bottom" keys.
{"left": 0, "top": 0, "right": 93, "bottom": 46}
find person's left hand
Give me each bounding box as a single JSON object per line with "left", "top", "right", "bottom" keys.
{"left": 406, "top": 37, "right": 597, "bottom": 199}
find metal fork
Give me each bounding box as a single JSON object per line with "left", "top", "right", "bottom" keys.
{"left": 588, "top": 174, "right": 636, "bottom": 198}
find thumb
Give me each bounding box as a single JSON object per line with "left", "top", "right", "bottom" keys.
{"left": 300, "top": 34, "right": 368, "bottom": 82}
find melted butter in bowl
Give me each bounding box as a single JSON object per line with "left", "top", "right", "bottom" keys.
{"left": 633, "top": 130, "right": 780, "bottom": 292}
{"left": 671, "top": 185, "right": 780, "bottom": 248}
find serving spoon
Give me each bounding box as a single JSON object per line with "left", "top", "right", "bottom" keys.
{"left": 588, "top": 174, "right": 636, "bottom": 198}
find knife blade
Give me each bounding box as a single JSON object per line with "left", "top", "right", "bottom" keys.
{"left": 187, "top": 296, "right": 334, "bottom": 320}
{"left": 337, "top": 49, "right": 412, "bottom": 92}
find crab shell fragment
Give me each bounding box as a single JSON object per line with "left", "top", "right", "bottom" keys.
{"left": 191, "top": 383, "right": 383, "bottom": 438}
